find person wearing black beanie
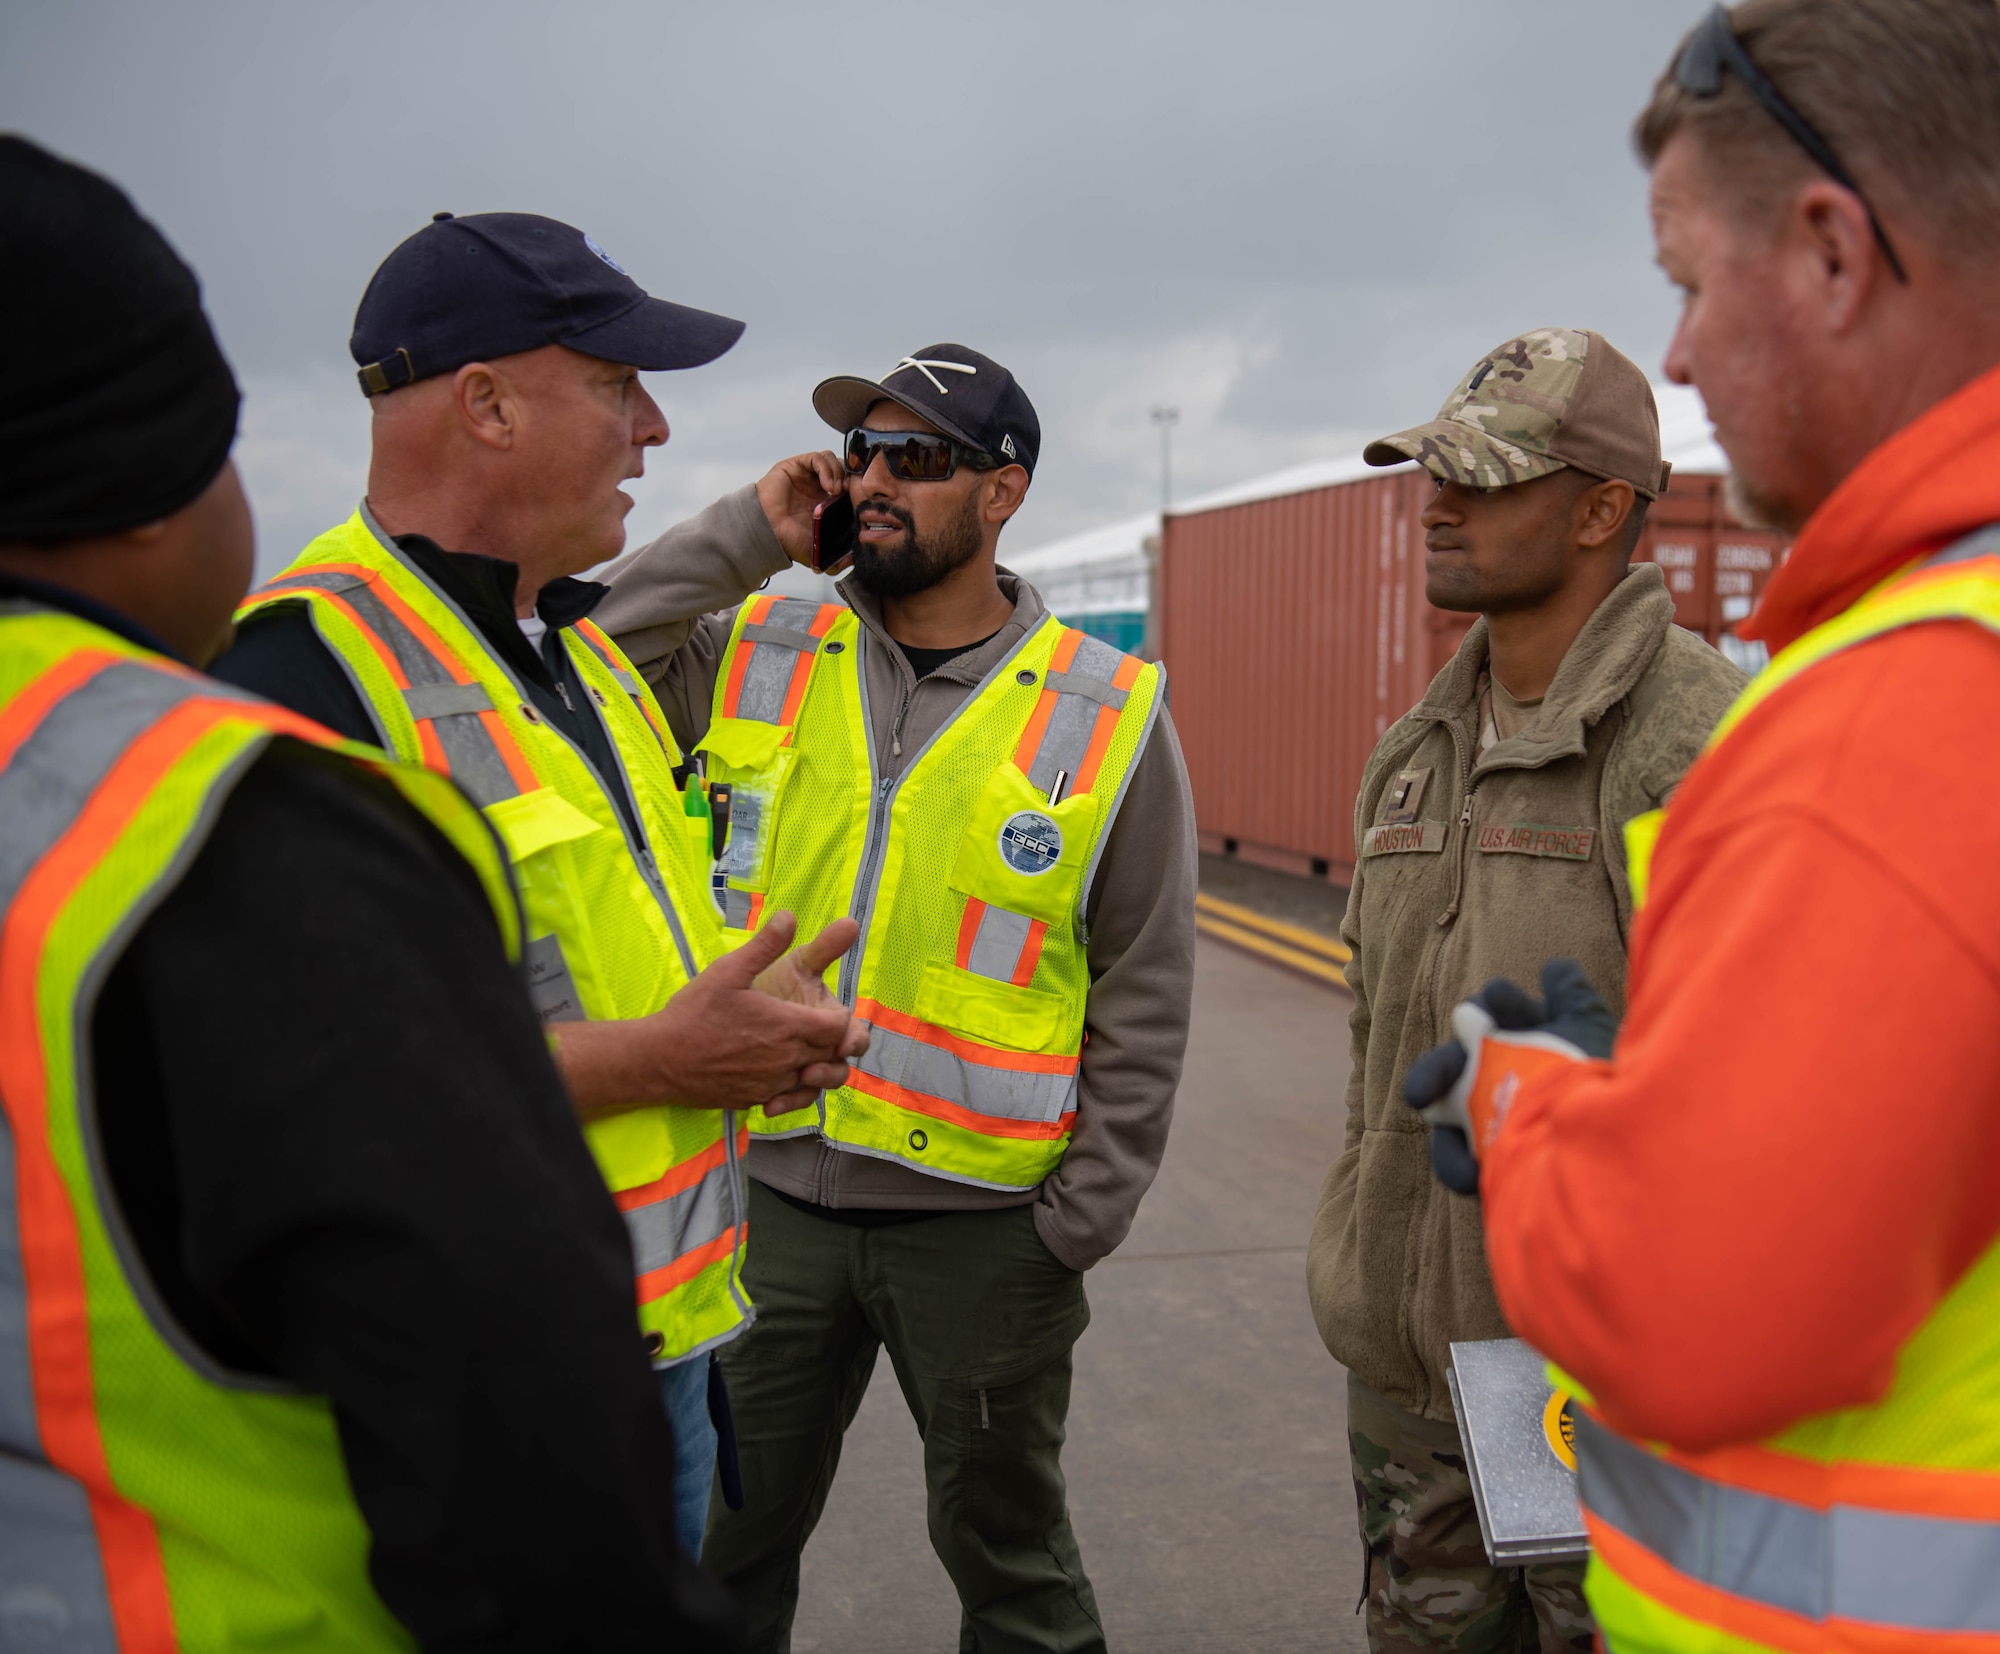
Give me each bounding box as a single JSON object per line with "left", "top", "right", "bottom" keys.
{"left": 0, "top": 137, "right": 745, "bottom": 1651}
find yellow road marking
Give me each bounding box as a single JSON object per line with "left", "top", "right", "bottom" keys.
{"left": 1194, "top": 891, "right": 1351, "bottom": 964}
{"left": 1194, "top": 909, "right": 1351, "bottom": 990}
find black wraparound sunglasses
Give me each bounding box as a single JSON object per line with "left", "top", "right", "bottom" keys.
{"left": 844, "top": 427, "right": 1000, "bottom": 483}
{"left": 1674, "top": 4, "right": 1907, "bottom": 283}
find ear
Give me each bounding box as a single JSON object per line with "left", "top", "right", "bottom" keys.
{"left": 981, "top": 464, "right": 1030, "bottom": 526}
{"left": 1574, "top": 478, "right": 1637, "bottom": 553}
{"left": 452, "top": 361, "right": 520, "bottom": 452}
{"left": 1791, "top": 178, "right": 1884, "bottom": 334}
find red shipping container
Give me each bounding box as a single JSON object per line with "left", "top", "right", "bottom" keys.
{"left": 1159, "top": 467, "right": 1787, "bottom": 885}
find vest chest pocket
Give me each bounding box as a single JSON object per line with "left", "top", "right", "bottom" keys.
{"left": 698, "top": 715, "right": 797, "bottom": 893}
{"left": 948, "top": 761, "right": 1101, "bottom": 927}
{"left": 483, "top": 787, "right": 613, "bottom": 1018}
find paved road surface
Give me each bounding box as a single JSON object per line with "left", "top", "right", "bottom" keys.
{"left": 787, "top": 937, "right": 1371, "bottom": 1653}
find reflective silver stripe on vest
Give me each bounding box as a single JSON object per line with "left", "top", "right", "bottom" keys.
{"left": 964, "top": 904, "right": 1036, "bottom": 982}
{"left": 1925, "top": 522, "right": 2000, "bottom": 568}
{"left": 851, "top": 1018, "right": 1078, "bottom": 1126}
{"left": 624, "top": 1159, "right": 740, "bottom": 1279}
{"left": 1018, "top": 632, "right": 1127, "bottom": 795}
{"left": 720, "top": 883, "right": 757, "bottom": 929}
{"left": 257, "top": 570, "right": 523, "bottom": 806}
{"left": 961, "top": 632, "right": 1136, "bottom": 984}
{"left": 1577, "top": 1411, "right": 2000, "bottom": 1631}
{"left": 0, "top": 657, "right": 222, "bottom": 1644}
{"left": 733, "top": 598, "right": 826, "bottom": 725}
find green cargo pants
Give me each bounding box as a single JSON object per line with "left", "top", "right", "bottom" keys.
{"left": 1347, "top": 1374, "right": 1594, "bottom": 1654}
{"left": 706, "top": 1179, "right": 1105, "bottom": 1654}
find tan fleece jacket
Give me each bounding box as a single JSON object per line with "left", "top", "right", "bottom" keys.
{"left": 1306, "top": 563, "right": 1746, "bottom": 1420}
{"left": 593, "top": 486, "right": 1197, "bottom": 1272}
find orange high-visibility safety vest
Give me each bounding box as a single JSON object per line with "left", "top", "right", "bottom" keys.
{"left": 700, "top": 595, "right": 1164, "bottom": 1191}
{"left": 1, "top": 596, "right": 519, "bottom": 1648}
{"left": 239, "top": 510, "right": 748, "bottom": 1365}
{"left": 1600, "top": 527, "right": 2000, "bottom": 1652}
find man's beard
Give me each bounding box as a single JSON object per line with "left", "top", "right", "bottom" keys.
{"left": 848, "top": 489, "right": 983, "bottom": 599}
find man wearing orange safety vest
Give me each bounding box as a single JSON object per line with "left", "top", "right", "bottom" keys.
{"left": 0, "top": 139, "right": 744, "bottom": 1647}
{"left": 213, "top": 211, "right": 868, "bottom": 1562}
{"left": 595, "top": 344, "right": 1198, "bottom": 1650}
{"left": 1400, "top": 3, "right": 2000, "bottom": 1649}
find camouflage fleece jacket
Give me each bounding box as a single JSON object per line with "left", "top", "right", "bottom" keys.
{"left": 1306, "top": 563, "right": 1746, "bottom": 1422}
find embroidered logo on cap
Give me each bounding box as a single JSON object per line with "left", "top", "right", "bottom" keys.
{"left": 1000, "top": 433, "right": 1018, "bottom": 459}
{"left": 998, "top": 811, "right": 1063, "bottom": 875}
{"left": 892, "top": 356, "right": 977, "bottom": 396}
{"left": 582, "top": 233, "right": 626, "bottom": 274}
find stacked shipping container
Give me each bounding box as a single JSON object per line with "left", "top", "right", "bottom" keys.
{"left": 1158, "top": 466, "right": 1787, "bottom": 884}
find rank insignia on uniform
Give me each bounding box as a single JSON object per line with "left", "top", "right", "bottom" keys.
{"left": 1475, "top": 823, "right": 1596, "bottom": 861}
{"left": 1385, "top": 766, "right": 1433, "bottom": 823}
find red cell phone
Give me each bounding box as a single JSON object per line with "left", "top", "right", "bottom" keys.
{"left": 812, "top": 494, "right": 857, "bottom": 575}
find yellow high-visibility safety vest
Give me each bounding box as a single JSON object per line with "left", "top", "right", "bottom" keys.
{"left": 702, "top": 594, "right": 1164, "bottom": 1191}
{"left": 1602, "top": 525, "right": 2000, "bottom": 1652}
{"left": 238, "top": 509, "right": 748, "bottom": 1364}
{"left": 0, "top": 598, "right": 520, "bottom": 1648}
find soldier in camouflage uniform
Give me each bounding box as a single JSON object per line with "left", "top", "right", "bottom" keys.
{"left": 1306, "top": 330, "right": 1748, "bottom": 1653}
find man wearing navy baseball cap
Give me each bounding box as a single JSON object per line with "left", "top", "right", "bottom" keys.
{"left": 212, "top": 212, "right": 870, "bottom": 1563}
{"left": 593, "top": 348, "right": 1198, "bottom": 1650}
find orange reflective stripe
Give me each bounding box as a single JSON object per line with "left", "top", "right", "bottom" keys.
{"left": 259, "top": 563, "right": 538, "bottom": 790}
{"left": 955, "top": 898, "right": 989, "bottom": 970}
{"left": 0, "top": 650, "right": 123, "bottom": 771}
{"left": 718, "top": 595, "right": 776, "bottom": 719}
{"left": 610, "top": 1124, "right": 748, "bottom": 1212}
{"left": 845, "top": 1064, "right": 1075, "bottom": 1142}
{"left": 1071, "top": 651, "right": 1145, "bottom": 797}
{"left": 774, "top": 605, "right": 841, "bottom": 731}
{"left": 574, "top": 617, "right": 674, "bottom": 747}
{"left": 1010, "top": 628, "right": 1087, "bottom": 772}
{"left": 635, "top": 1224, "right": 742, "bottom": 1304}
{"left": 0, "top": 696, "right": 315, "bottom": 1650}
{"left": 856, "top": 998, "right": 1080, "bottom": 1077}
{"left": 1010, "top": 920, "right": 1049, "bottom": 987}
{"left": 1664, "top": 1440, "right": 2000, "bottom": 1523}
{"left": 746, "top": 890, "right": 765, "bottom": 930}
{"left": 1584, "top": 1511, "right": 2000, "bottom": 1654}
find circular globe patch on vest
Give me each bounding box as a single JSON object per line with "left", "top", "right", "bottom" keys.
{"left": 999, "top": 810, "right": 1063, "bottom": 875}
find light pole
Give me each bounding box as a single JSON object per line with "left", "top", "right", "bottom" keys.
{"left": 1150, "top": 405, "right": 1180, "bottom": 513}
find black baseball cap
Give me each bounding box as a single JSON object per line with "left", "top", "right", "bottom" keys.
{"left": 350, "top": 211, "right": 745, "bottom": 397}
{"left": 813, "top": 344, "right": 1040, "bottom": 476}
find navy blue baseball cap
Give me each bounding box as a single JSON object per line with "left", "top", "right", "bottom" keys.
{"left": 812, "top": 344, "right": 1040, "bottom": 476}
{"left": 351, "top": 211, "right": 745, "bottom": 397}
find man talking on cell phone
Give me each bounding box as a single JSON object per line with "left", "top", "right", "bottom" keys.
{"left": 594, "top": 345, "right": 1199, "bottom": 1652}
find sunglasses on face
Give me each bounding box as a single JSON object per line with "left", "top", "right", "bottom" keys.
{"left": 1674, "top": 4, "right": 1907, "bottom": 283}
{"left": 844, "top": 427, "right": 999, "bottom": 483}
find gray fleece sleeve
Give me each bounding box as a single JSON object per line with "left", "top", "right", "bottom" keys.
{"left": 593, "top": 484, "right": 792, "bottom": 753}
{"left": 1034, "top": 711, "right": 1198, "bottom": 1272}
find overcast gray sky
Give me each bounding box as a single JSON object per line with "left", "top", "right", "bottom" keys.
{"left": 4, "top": 1, "right": 1705, "bottom": 575}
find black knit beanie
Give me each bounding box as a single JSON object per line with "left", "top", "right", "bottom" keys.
{"left": 0, "top": 135, "right": 241, "bottom": 542}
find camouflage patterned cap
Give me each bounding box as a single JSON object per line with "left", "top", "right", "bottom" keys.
{"left": 1364, "top": 328, "right": 1671, "bottom": 500}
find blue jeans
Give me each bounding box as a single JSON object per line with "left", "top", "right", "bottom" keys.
{"left": 658, "top": 1355, "right": 718, "bottom": 1559}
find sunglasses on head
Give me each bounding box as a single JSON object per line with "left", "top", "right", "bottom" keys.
{"left": 844, "top": 427, "right": 999, "bottom": 483}
{"left": 1674, "top": 4, "right": 1907, "bottom": 283}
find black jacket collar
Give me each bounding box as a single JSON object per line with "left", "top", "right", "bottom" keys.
{"left": 0, "top": 569, "right": 188, "bottom": 663}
